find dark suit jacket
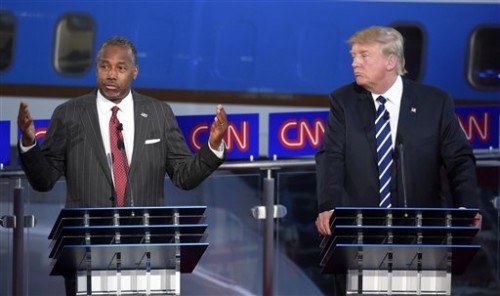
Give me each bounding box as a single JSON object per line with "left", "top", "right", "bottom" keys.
{"left": 20, "top": 90, "right": 224, "bottom": 207}
{"left": 316, "top": 78, "right": 478, "bottom": 212}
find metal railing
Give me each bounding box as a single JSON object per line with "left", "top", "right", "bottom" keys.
{"left": 1, "top": 150, "right": 499, "bottom": 295}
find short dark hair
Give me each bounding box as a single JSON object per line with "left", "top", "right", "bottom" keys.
{"left": 96, "top": 36, "right": 138, "bottom": 65}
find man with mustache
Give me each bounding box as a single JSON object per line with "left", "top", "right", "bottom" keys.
{"left": 18, "top": 36, "right": 228, "bottom": 295}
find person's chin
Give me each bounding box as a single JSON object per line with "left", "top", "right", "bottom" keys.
{"left": 101, "top": 90, "right": 122, "bottom": 101}
{"left": 354, "top": 77, "right": 366, "bottom": 87}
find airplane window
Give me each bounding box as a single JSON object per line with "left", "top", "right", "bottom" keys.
{"left": 0, "top": 10, "right": 16, "bottom": 72}
{"left": 392, "top": 25, "right": 425, "bottom": 82}
{"left": 468, "top": 26, "right": 500, "bottom": 90}
{"left": 54, "top": 14, "right": 95, "bottom": 75}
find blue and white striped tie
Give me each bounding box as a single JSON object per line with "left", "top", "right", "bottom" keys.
{"left": 375, "top": 96, "right": 393, "bottom": 208}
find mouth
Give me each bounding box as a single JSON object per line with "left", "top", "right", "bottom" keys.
{"left": 103, "top": 83, "right": 118, "bottom": 91}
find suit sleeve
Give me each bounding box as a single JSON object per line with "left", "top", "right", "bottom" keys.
{"left": 19, "top": 105, "right": 67, "bottom": 192}
{"left": 161, "top": 103, "right": 224, "bottom": 190}
{"left": 315, "top": 93, "right": 345, "bottom": 212}
{"left": 440, "top": 95, "right": 478, "bottom": 208}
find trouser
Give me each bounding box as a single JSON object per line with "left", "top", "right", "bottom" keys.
{"left": 334, "top": 273, "right": 347, "bottom": 296}
{"left": 64, "top": 274, "right": 76, "bottom": 296}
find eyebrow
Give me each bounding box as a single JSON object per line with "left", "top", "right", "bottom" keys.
{"left": 350, "top": 49, "right": 370, "bottom": 55}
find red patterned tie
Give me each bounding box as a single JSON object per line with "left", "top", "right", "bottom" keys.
{"left": 109, "top": 106, "right": 128, "bottom": 207}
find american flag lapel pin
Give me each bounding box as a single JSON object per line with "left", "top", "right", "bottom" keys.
{"left": 141, "top": 112, "right": 148, "bottom": 118}
{"left": 411, "top": 107, "right": 417, "bottom": 113}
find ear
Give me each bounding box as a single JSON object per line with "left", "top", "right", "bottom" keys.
{"left": 133, "top": 65, "right": 139, "bottom": 80}
{"left": 386, "top": 54, "right": 397, "bottom": 71}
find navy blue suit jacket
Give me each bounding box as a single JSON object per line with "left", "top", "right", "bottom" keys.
{"left": 316, "top": 78, "right": 478, "bottom": 212}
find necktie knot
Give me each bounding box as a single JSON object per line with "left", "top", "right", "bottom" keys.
{"left": 111, "top": 106, "right": 119, "bottom": 117}
{"left": 377, "top": 96, "right": 387, "bottom": 105}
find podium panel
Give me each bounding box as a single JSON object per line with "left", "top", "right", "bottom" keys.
{"left": 48, "top": 206, "right": 208, "bottom": 295}
{"left": 76, "top": 269, "right": 179, "bottom": 295}
{"left": 320, "top": 207, "right": 481, "bottom": 295}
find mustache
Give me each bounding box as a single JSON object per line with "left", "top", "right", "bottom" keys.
{"left": 102, "top": 81, "right": 119, "bottom": 87}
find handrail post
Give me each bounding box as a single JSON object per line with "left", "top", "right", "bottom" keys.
{"left": 13, "top": 178, "right": 24, "bottom": 296}
{"left": 263, "top": 169, "right": 274, "bottom": 296}
{"left": 1, "top": 178, "right": 36, "bottom": 296}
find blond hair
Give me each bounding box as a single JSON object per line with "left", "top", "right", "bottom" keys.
{"left": 348, "top": 26, "right": 407, "bottom": 75}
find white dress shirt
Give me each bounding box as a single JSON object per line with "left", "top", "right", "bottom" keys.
{"left": 96, "top": 90, "right": 135, "bottom": 169}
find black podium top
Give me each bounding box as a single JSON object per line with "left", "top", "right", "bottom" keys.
{"left": 48, "top": 206, "right": 209, "bottom": 275}
{"left": 319, "top": 207, "right": 481, "bottom": 274}
{"left": 48, "top": 206, "right": 206, "bottom": 239}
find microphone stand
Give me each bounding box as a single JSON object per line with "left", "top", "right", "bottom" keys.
{"left": 398, "top": 142, "right": 409, "bottom": 217}
{"left": 117, "top": 123, "right": 134, "bottom": 211}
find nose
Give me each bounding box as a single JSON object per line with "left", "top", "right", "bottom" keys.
{"left": 351, "top": 56, "right": 359, "bottom": 68}
{"left": 106, "top": 67, "right": 118, "bottom": 79}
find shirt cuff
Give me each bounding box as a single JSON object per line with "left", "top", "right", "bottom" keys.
{"left": 19, "top": 137, "right": 36, "bottom": 153}
{"left": 208, "top": 139, "right": 225, "bottom": 159}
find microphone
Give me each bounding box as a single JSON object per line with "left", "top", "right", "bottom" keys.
{"left": 109, "top": 194, "right": 116, "bottom": 207}
{"left": 117, "top": 139, "right": 125, "bottom": 150}
{"left": 384, "top": 111, "right": 390, "bottom": 120}
{"left": 398, "top": 136, "right": 409, "bottom": 215}
{"left": 116, "top": 124, "right": 135, "bottom": 211}
{"left": 109, "top": 122, "right": 125, "bottom": 208}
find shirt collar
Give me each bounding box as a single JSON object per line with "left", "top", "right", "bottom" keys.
{"left": 97, "top": 89, "right": 134, "bottom": 115}
{"left": 371, "top": 75, "right": 403, "bottom": 106}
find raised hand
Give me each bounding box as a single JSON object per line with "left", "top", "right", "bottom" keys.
{"left": 209, "top": 104, "right": 228, "bottom": 149}
{"left": 17, "top": 102, "right": 36, "bottom": 146}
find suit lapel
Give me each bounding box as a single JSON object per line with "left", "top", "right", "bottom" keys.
{"left": 129, "top": 92, "right": 150, "bottom": 176}
{"left": 356, "top": 90, "right": 378, "bottom": 164}
{"left": 396, "top": 79, "right": 418, "bottom": 144}
{"left": 393, "top": 79, "right": 418, "bottom": 206}
{"left": 80, "top": 93, "right": 113, "bottom": 185}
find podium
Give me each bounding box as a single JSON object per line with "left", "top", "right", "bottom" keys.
{"left": 319, "top": 207, "right": 480, "bottom": 295}
{"left": 48, "top": 206, "right": 209, "bottom": 295}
